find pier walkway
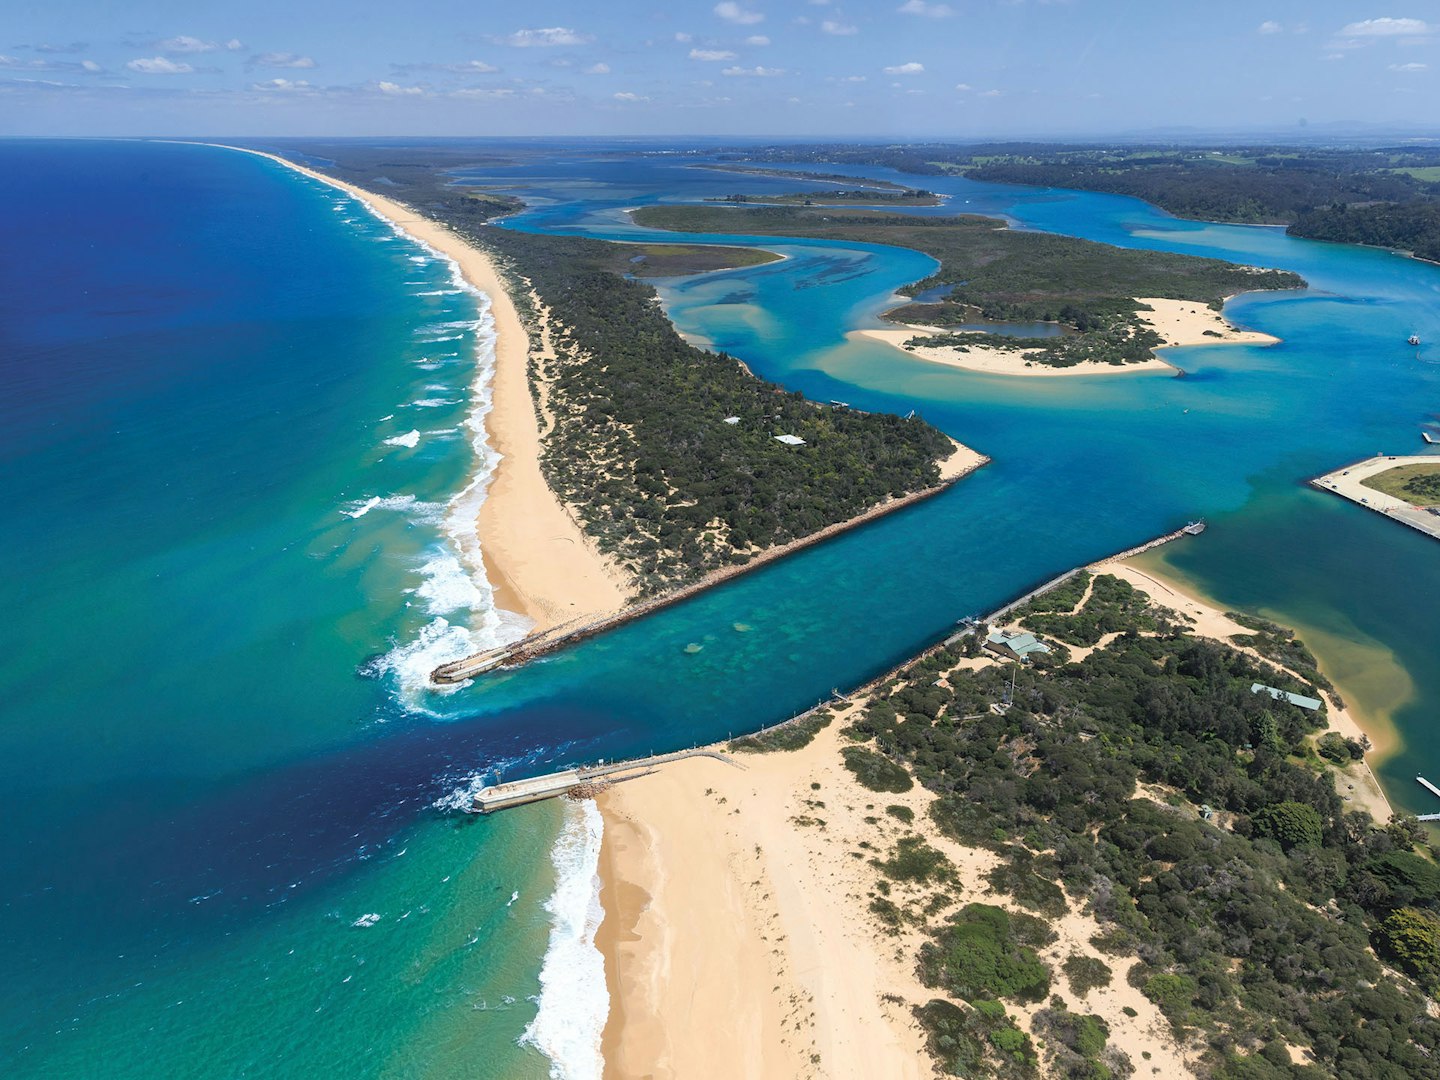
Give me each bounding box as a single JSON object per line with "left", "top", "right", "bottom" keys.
{"left": 1311, "top": 455, "right": 1440, "bottom": 542}
{"left": 470, "top": 748, "right": 740, "bottom": 812}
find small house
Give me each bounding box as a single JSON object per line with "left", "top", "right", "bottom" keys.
{"left": 1250, "top": 683, "right": 1322, "bottom": 711}
{"left": 774, "top": 434, "right": 806, "bottom": 446}
{"left": 984, "top": 630, "right": 1051, "bottom": 663}
{"left": 722, "top": 416, "right": 741, "bottom": 425}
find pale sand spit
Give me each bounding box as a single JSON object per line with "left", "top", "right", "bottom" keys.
{"left": 855, "top": 295, "right": 1278, "bottom": 378}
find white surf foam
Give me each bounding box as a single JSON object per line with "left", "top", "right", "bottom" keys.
{"left": 407, "top": 397, "right": 460, "bottom": 408}
{"left": 521, "top": 799, "right": 608, "bottom": 1080}
{"left": 384, "top": 430, "right": 421, "bottom": 449}
{"left": 342, "top": 494, "right": 444, "bottom": 522}
{"left": 326, "top": 188, "right": 531, "bottom": 711}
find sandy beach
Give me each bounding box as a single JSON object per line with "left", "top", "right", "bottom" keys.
{"left": 594, "top": 551, "right": 1394, "bottom": 1078}
{"left": 856, "top": 295, "right": 1279, "bottom": 378}
{"left": 215, "top": 145, "right": 631, "bottom": 636}
{"left": 595, "top": 710, "right": 1202, "bottom": 1079}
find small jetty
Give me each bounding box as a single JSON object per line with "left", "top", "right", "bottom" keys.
{"left": 1310, "top": 455, "right": 1440, "bottom": 542}
{"left": 468, "top": 748, "right": 738, "bottom": 813}
{"left": 1423, "top": 430, "right": 1438, "bottom": 446}
{"left": 1417, "top": 776, "right": 1440, "bottom": 823}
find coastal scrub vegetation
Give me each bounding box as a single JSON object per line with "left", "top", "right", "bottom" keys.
{"left": 840, "top": 575, "right": 1439, "bottom": 1078}
{"left": 282, "top": 142, "right": 961, "bottom": 597}
{"left": 632, "top": 204, "right": 1302, "bottom": 369}
{"left": 477, "top": 226, "right": 957, "bottom": 596}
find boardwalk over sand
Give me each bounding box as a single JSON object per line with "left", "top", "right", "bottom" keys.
{"left": 1311, "top": 455, "right": 1440, "bottom": 542}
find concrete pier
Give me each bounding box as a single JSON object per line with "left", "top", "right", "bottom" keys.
{"left": 1310, "top": 455, "right": 1440, "bottom": 542}
{"left": 470, "top": 748, "right": 740, "bottom": 812}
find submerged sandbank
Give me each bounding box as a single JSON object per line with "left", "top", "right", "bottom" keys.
{"left": 212, "top": 144, "right": 630, "bottom": 639}
{"left": 857, "top": 296, "right": 1279, "bottom": 378}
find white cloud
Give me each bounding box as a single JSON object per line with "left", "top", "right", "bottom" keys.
{"left": 251, "top": 77, "right": 310, "bottom": 91}
{"left": 584, "top": 62, "right": 610, "bottom": 74}
{"left": 954, "top": 81, "right": 971, "bottom": 90}
{"left": 980, "top": 88, "right": 1002, "bottom": 97}
{"left": 158, "top": 35, "right": 220, "bottom": 54}
{"left": 81, "top": 59, "right": 101, "bottom": 72}
{"left": 690, "top": 48, "right": 738, "bottom": 60}
{"left": 252, "top": 52, "right": 315, "bottom": 69}
{"left": 822, "top": 20, "right": 858, "bottom": 34}
{"left": 451, "top": 59, "right": 498, "bottom": 73}
{"left": 841, "top": 74, "right": 867, "bottom": 82}
{"left": 226, "top": 39, "right": 244, "bottom": 51}
{"left": 614, "top": 90, "right": 648, "bottom": 101}
{"left": 721, "top": 64, "right": 785, "bottom": 76}
{"left": 883, "top": 61, "right": 924, "bottom": 74}
{"left": 126, "top": 56, "right": 194, "bottom": 74}
{"left": 499, "top": 27, "right": 592, "bottom": 47}
{"left": 1389, "top": 61, "right": 1428, "bottom": 70}
{"left": 675, "top": 32, "right": 694, "bottom": 42}
{"left": 897, "top": 0, "right": 954, "bottom": 17}
{"left": 747, "top": 35, "right": 771, "bottom": 45}
{"left": 452, "top": 87, "right": 515, "bottom": 99}
{"left": 1338, "top": 17, "right": 1433, "bottom": 37}
{"left": 378, "top": 80, "right": 425, "bottom": 95}
{"left": 1257, "top": 20, "right": 1283, "bottom": 34}
{"left": 715, "top": 2, "right": 765, "bottom": 26}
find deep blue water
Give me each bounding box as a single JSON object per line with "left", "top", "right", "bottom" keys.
{"left": 2, "top": 138, "right": 1438, "bottom": 1077}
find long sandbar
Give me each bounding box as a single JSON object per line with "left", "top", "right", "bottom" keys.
{"left": 208, "top": 144, "right": 631, "bottom": 637}
{"left": 858, "top": 296, "right": 1279, "bottom": 377}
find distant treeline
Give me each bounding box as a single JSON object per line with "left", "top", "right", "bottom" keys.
{"left": 713, "top": 142, "right": 1440, "bottom": 264}
{"left": 846, "top": 572, "right": 1439, "bottom": 1078}
{"left": 635, "top": 203, "right": 1302, "bottom": 367}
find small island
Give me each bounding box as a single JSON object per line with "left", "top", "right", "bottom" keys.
{"left": 633, "top": 203, "right": 1302, "bottom": 375}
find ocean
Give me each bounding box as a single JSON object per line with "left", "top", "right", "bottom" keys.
{"left": 2, "top": 138, "right": 1439, "bottom": 1077}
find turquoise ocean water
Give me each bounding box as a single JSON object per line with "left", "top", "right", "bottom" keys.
{"left": 2, "top": 138, "right": 1438, "bottom": 1077}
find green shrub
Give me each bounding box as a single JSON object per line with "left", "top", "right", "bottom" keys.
{"left": 919, "top": 904, "right": 1052, "bottom": 1003}
{"left": 886, "top": 804, "right": 915, "bottom": 825}
{"left": 1062, "top": 955, "right": 1114, "bottom": 998}
{"left": 1251, "top": 801, "right": 1323, "bottom": 850}
{"left": 842, "top": 746, "right": 914, "bottom": 793}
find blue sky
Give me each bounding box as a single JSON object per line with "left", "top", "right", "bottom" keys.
{"left": 3, "top": 2, "right": 1437, "bottom": 137}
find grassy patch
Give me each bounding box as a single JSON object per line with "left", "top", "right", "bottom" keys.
{"left": 1360, "top": 462, "right": 1440, "bottom": 507}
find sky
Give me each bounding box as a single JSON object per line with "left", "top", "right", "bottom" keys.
{"left": 2, "top": 1, "right": 1438, "bottom": 138}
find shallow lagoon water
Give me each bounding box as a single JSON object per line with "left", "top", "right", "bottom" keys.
{"left": 2, "top": 139, "right": 1439, "bottom": 1077}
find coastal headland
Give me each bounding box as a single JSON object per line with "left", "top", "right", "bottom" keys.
{"left": 593, "top": 546, "right": 1418, "bottom": 1079}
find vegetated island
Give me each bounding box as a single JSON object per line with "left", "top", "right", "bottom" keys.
{"left": 596, "top": 561, "right": 1438, "bottom": 1080}
{"left": 633, "top": 204, "right": 1302, "bottom": 375}
{"left": 713, "top": 142, "right": 1440, "bottom": 264}
{"left": 706, "top": 189, "right": 943, "bottom": 207}
{"left": 245, "top": 141, "right": 981, "bottom": 663}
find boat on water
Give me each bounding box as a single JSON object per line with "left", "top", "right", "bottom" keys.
{"left": 1410, "top": 334, "right": 1422, "bottom": 347}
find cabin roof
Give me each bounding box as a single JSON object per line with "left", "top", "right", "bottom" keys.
{"left": 1250, "top": 683, "right": 1323, "bottom": 711}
